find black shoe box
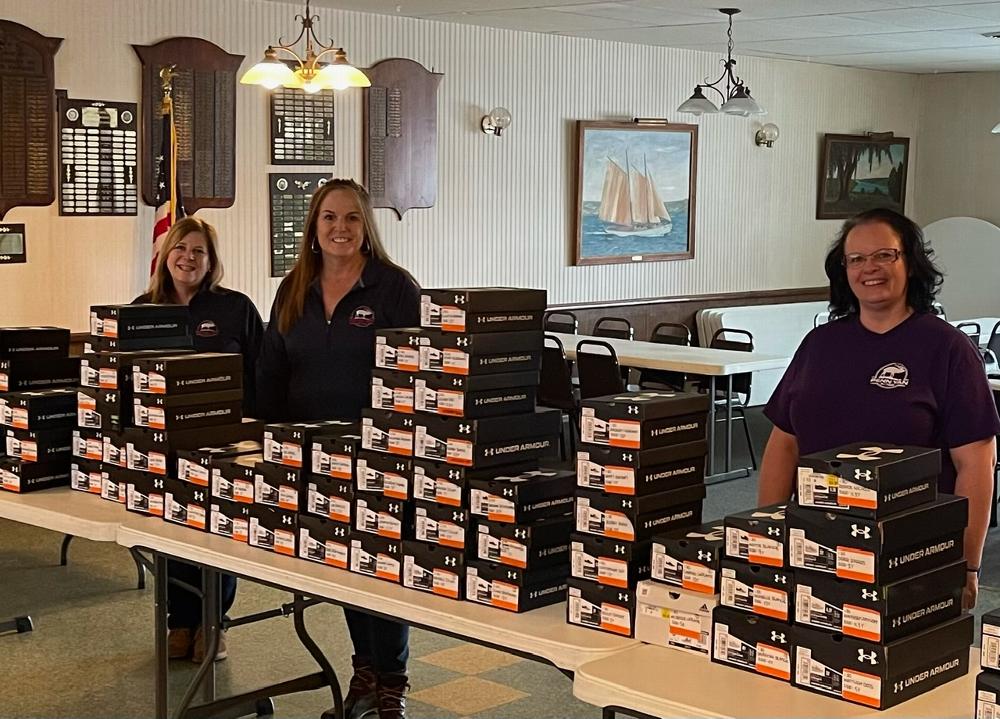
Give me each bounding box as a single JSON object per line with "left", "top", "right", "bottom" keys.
{"left": 0, "top": 327, "right": 69, "bottom": 358}
{"left": 80, "top": 349, "right": 193, "bottom": 392}
{"left": 412, "top": 459, "right": 535, "bottom": 508}
{"left": 255, "top": 461, "right": 302, "bottom": 511}
{"left": 419, "top": 329, "right": 543, "bottom": 376}
{"left": 125, "top": 419, "right": 263, "bottom": 476}
{"left": 125, "top": 470, "right": 166, "bottom": 517}
{"left": 794, "top": 561, "right": 964, "bottom": 643}
{"left": 414, "top": 371, "right": 538, "bottom": 419}
{"left": 580, "top": 391, "right": 709, "bottom": 451}
{"left": 402, "top": 539, "right": 465, "bottom": 599}
{"left": 567, "top": 577, "right": 636, "bottom": 637}
{"left": 361, "top": 409, "right": 415, "bottom": 457}
{"left": 570, "top": 532, "right": 651, "bottom": 588}
{"left": 209, "top": 496, "right": 250, "bottom": 542}
{"left": 89, "top": 303, "right": 189, "bottom": 341}
{"left": 77, "top": 387, "right": 125, "bottom": 431}
{"left": 303, "top": 475, "right": 354, "bottom": 524}
{"left": 375, "top": 328, "right": 425, "bottom": 373}
{"left": 354, "top": 492, "right": 412, "bottom": 540}
{"left": 100, "top": 465, "right": 126, "bottom": 503}
{"left": 2, "top": 389, "right": 77, "bottom": 430}
{"left": 311, "top": 431, "right": 363, "bottom": 481}
{"left": 73, "top": 428, "right": 105, "bottom": 461}
{"left": 70, "top": 458, "right": 103, "bottom": 494}
{"left": 720, "top": 559, "right": 795, "bottom": 622}
{"left": 419, "top": 288, "right": 546, "bottom": 334}
{"left": 131, "top": 352, "right": 242, "bottom": 396}
{"left": 786, "top": 495, "right": 967, "bottom": 584}
{"left": 469, "top": 467, "right": 576, "bottom": 524}
{"left": 711, "top": 606, "right": 793, "bottom": 681}
{"left": 356, "top": 451, "right": 411, "bottom": 499}
{"left": 132, "top": 389, "right": 243, "bottom": 431}
{"left": 5, "top": 427, "right": 71, "bottom": 463}
{"left": 298, "top": 514, "right": 351, "bottom": 568}
{"left": 0, "top": 356, "right": 79, "bottom": 392}
{"left": 651, "top": 522, "right": 725, "bottom": 594}
{"left": 102, "top": 431, "right": 128, "bottom": 468}
{"left": 982, "top": 608, "right": 1000, "bottom": 671}
{"left": 264, "top": 420, "right": 357, "bottom": 468}
{"left": 84, "top": 334, "right": 193, "bottom": 354}
{"left": 0, "top": 457, "right": 70, "bottom": 492}
{"left": 163, "top": 477, "right": 209, "bottom": 530}
{"left": 796, "top": 443, "right": 940, "bottom": 519}
{"left": 466, "top": 559, "right": 567, "bottom": 612}
{"left": 792, "top": 614, "right": 973, "bottom": 709}
{"left": 370, "top": 368, "right": 416, "bottom": 414}
{"left": 176, "top": 441, "right": 261, "bottom": 488}
{"left": 350, "top": 534, "right": 402, "bottom": 582}
{"left": 248, "top": 503, "right": 297, "bottom": 556}
{"left": 576, "top": 440, "right": 706, "bottom": 496}
{"left": 211, "top": 455, "right": 261, "bottom": 504}
{"left": 978, "top": 672, "right": 1000, "bottom": 716}
{"left": 413, "top": 409, "right": 560, "bottom": 468}
{"left": 724, "top": 503, "right": 788, "bottom": 568}
{"left": 575, "top": 484, "right": 705, "bottom": 542}
{"left": 414, "top": 501, "right": 471, "bottom": 550}
{"left": 477, "top": 515, "right": 572, "bottom": 569}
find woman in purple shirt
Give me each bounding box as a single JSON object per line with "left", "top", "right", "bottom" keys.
{"left": 758, "top": 208, "right": 999, "bottom": 609}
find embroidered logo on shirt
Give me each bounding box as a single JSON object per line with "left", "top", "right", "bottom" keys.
{"left": 349, "top": 306, "right": 375, "bottom": 328}
{"left": 196, "top": 320, "right": 219, "bottom": 338}
{"left": 869, "top": 363, "right": 909, "bottom": 389}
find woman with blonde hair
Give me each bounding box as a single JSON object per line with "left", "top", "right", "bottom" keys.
{"left": 135, "top": 215, "right": 264, "bottom": 662}
{"left": 257, "top": 178, "right": 419, "bottom": 719}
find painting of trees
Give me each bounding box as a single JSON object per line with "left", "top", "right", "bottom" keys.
{"left": 817, "top": 134, "right": 909, "bottom": 219}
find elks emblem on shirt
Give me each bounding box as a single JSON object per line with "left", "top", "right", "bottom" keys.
{"left": 870, "top": 362, "right": 909, "bottom": 389}
{"left": 349, "top": 306, "right": 375, "bottom": 328}
{"left": 196, "top": 320, "right": 219, "bottom": 338}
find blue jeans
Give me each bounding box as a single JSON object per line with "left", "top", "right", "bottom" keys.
{"left": 166, "top": 559, "right": 237, "bottom": 629}
{"left": 344, "top": 608, "right": 409, "bottom": 675}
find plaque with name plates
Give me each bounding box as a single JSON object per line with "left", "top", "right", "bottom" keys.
{"left": 269, "top": 173, "right": 330, "bottom": 277}
{"left": 0, "top": 223, "right": 26, "bottom": 264}
{"left": 58, "top": 98, "right": 138, "bottom": 216}
{"left": 270, "top": 88, "right": 335, "bottom": 165}
{"left": 0, "top": 21, "right": 62, "bottom": 220}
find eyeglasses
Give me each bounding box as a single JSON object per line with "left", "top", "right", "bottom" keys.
{"left": 842, "top": 248, "right": 902, "bottom": 269}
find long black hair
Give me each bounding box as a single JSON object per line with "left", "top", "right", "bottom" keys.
{"left": 824, "top": 208, "right": 943, "bottom": 319}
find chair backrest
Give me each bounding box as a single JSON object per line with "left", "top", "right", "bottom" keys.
{"left": 538, "top": 335, "right": 577, "bottom": 411}
{"left": 649, "top": 322, "right": 691, "bottom": 347}
{"left": 543, "top": 310, "right": 578, "bottom": 335}
{"left": 593, "top": 316, "right": 634, "bottom": 341}
{"left": 813, "top": 311, "right": 830, "bottom": 328}
{"left": 932, "top": 302, "right": 947, "bottom": 320}
{"left": 988, "top": 321, "right": 1000, "bottom": 361}
{"left": 710, "top": 328, "right": 753, "bottom": 399}
{"left": 575, "top": 339, "right": 625, "bottom": 399}
{"left": 956, "top": 321, "right": 982, "bottom": 349}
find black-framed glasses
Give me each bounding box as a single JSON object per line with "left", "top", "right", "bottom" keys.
{"left": 842, "top": 248, "right": 902, "bottom": 269}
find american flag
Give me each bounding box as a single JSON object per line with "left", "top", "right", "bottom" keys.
{"left": 150, "top": 91, "right": 185, "bottom": 275}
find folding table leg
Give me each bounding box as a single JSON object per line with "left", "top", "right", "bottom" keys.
{"left": 60, "top": 534, "right": 73, "bottom": 566}
{"left": 154, "top": 553, "right": 169, "bottom": 719}
{"left": 706, "top": 376, "right": 717, "bottom": 476}
{"left": 725, "top": 374, "right": 734, "bottom": 473}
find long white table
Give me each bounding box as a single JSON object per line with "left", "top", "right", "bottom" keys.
{"left": 552, "top": 332, "right": 789, "bottom": 481}
{"left": 573, "top": 643, "right": 977, "bottom": 719}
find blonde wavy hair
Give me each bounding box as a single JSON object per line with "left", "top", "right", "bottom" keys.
{"left": 145, "top": 216, "right": 225, "bottom": 303}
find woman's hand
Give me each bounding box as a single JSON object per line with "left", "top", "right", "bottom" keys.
{"left": 964, "top": 571, "right": 979, "bottom": 610}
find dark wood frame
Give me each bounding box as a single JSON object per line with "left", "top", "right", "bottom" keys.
{"left": 817, "top": 133, "right": 910, "bottom": 220}
{"left": 573, "top": 120, "right": 698, "bottom": 267}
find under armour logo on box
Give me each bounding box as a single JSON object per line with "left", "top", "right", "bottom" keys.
{"left": 836, "top": 446, "right": 905, "bottom": 462}
{"left": 851, "top": 524, "right": 872, "bottom": 539}
{"left": 854, "top": 468, "right": 873, "bottom": 481}
{"left": 627, "top": 406, "right": 639, "bottom": 415}
{"left": 770, "top": 631, "right": 786, "bottom": 643}
{"left": 858, "top": 650, "right": 878, "bottom": 665}
{"left": 862, "top": 589, "right": 879, "bottom": 600}
{"left": 457, "top": 338, "right": 469, "bottom": 347}
{"left": 767, "top": 527, "right": 781, "bottom": 536}
{"left": 774, "top": 574, "right": 787, "bottom": 584}
{"left": 688, "top": 527, "right": 724, "bottom": 542}
{"left": 752, "top": 509, "right": 785, "bottom": 521}
{"left": 698, "top": 550, "right": 711, "bottom": 561}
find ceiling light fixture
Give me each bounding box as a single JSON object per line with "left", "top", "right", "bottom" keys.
{"left": 677, "top": 8, "right": 764, "bottom": 117}
{"left": 240, "top": 0, "right": 370, "bottom": 93}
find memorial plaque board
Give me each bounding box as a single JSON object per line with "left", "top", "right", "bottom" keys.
{"left": 363, "top": 59, "right": 442, "bottom": 219}
{"left": 269, "top": 173, "right": 330, "bottom": 277}
{"left": 0, "top": 21, "right": 62, "bottom": 219}
{"left": 0, "top": 223, "right": 26, "bottom": 264}
{"left": 270, "top": 88, "right": 335, "bottom": 165}
{"left": 58, "top": 97, "right": 138, "bottom": 216}
{"left": 133, "top": 38, "right": 244, "bottom": 213}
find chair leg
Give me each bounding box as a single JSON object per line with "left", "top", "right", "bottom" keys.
{"left": 738, "top": 407, "right": 757, "bottom": 471}
{"left": 991, "top": 464, "right": 998, "bottom": 529}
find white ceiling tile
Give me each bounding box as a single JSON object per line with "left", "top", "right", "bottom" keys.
{"left": 426, "top": 8, "right": 638, "bottom": 32}
{"left": 840, "top": 7, "right": 986, "bottom": 31}
{"left": 915, "top": 1, "right": 1000, "bottom": 19}
{"left": 629, "top": 0, "right": 897, "bottom": 21}
{"left": 544, "top": 2, "right": 710, "bottom": 25}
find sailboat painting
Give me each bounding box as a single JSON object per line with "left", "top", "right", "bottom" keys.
{"left": 574, "top": 121, "right": 698, "bottom": 266}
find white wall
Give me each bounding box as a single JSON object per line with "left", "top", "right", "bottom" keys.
{"left": 0, "top": 0, "right": 923, "bottom": 331}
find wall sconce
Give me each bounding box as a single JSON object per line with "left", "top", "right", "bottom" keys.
{"left": 754, "top": 122, "right": 779, "bottom": 147}
{"left": 481, "top": 107, "right": 512, "bottom": 136}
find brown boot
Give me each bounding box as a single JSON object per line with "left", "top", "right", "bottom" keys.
{"left": 376, "top": 674, "right": 409, "bottom": 719}
{"left": 168, "top": 628, "right": 193, "bottom": 659}
{"left": 345, "top": 655, "right": 378, "bottom": 719}
{"left": 191, "top": 625, "right": 228, "bottom": 663}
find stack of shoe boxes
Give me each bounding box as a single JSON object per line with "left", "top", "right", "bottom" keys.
{"left": 568, "top": 390, "right": 710, "bottom": 636}
{"left": 977, "top": 609, "right": 1000, "bottom": 715}
{"left": 0, "top": 327, "right": 78, "bottom": 493}
{"left": 182, "top": 442, "right": 261, "bottom": 540}
{"left": 786, "top": 443, "right": 972, "bottom": 709}
{"left": 250, "top": 420, "right": 356, "bottom": 556}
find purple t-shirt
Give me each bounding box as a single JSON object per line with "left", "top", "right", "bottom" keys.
{"left": 765, "top": 312, "right": 1000, "bottom": 492}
